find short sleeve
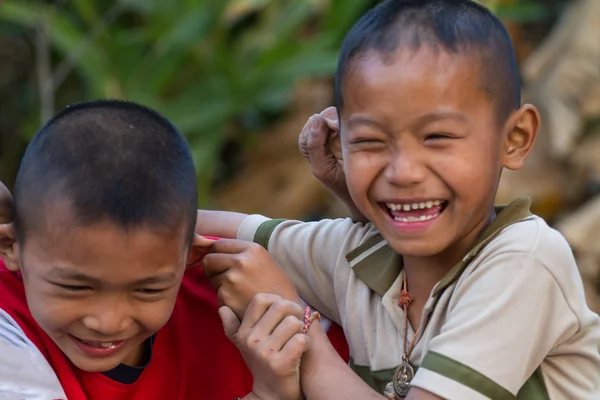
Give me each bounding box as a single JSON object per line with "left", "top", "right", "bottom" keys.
{"left": 0, "top": 310, "right": 66, "bottom": 399}
{"left": 237, "top": 215, "right": 376, "bottom": 323}
{"left": 411, "top": 252, "right": 579, "bottom": 400}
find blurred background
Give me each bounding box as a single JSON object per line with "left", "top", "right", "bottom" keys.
{"left": 1, "top": 0, "right": 599, "bottom": 311}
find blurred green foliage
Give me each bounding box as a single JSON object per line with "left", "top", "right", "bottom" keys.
{"left": 0, "top": 0, "right": 374, "bottom": 202}
{"left": 0, "top": 0, "right": 563, "bottom": 204}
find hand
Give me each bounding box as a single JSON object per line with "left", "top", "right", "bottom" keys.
{"left": 202, "top": 239, "right": 299, "bottom": 318}
{"left": 298, "top": 107, "right": 367, "bottom": 223}
{"left": 220, "top": 294, "right": 309, "bottom": 400}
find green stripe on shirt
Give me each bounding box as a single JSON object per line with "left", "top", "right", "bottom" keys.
{"left": 253, "top": 219, "right": 286, "bottom": 249}
{"left": 421, "top": 351, "right": 549, "bottom": 400}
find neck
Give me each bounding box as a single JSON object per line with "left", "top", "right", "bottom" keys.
{"left": 403, "top": 207, "right": 497, "bottom": 300}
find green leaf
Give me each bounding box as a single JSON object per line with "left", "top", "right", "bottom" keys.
{"left": 494, "top": 4, "right": 550, "bottom": 22}
{"left": 0, "top": 1, "right": 110, "bottom": 97}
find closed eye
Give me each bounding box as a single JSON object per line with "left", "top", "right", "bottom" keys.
{"left": 350, "top": 138, "right": 380, "bottom": 144}
{"left": 136, "top": 288, "right": 166, "bottom": 295}
{"left": 55, "top": 283, "right": 91, "bottom": 292}
{"left": 425, "top": 133, "right": 453, "bottom": 141}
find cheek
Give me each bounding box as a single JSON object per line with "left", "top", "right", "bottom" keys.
{"left": 344, "top": 152, "right": 385, "bottom": 190}
{"left": 434, "top": 146, "right": 500, "bottom": 200}
{"left": 141, "top": 297, "right": 178, "bottom": 330}
{"left": 25, "top": 291, "right": 81, "bottom": 332}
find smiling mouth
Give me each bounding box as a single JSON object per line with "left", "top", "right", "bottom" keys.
{"left": 71, "top": 335, "right": 125, "bottom": 349}
{"left": 382, "top": 200, "right": 447, "bottom": 222}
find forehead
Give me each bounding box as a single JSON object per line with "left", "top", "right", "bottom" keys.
{"left": 21, "top": 213, "right": 188, "bottom": 282}
{"left": 342, "top": 47, "right": 492, "bottom": 121}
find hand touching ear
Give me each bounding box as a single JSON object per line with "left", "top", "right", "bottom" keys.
{"left": 186, "top": 234, "right": 216, "bottom": 270}
{"left": 203, "top": 239, "right": 299, "bottom": 318}
{"left": 298, "top": 107, "right": 367, "bottom": 223}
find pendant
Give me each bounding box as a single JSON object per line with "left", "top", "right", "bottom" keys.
{"left": 383, "top": 382, "right": 397, "bottom": 399}
{"left": 392, "top": 358, "right": 415, "bottom": 398}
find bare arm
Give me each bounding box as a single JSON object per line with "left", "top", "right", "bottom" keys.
{"left": 300, "top": 322, "right": 383, "bottom": 400}
{"left": 301, "top": 323, "right": 444, "bottom": 400}
{"left": 195, "top": 210, "right": 249, "bottom": 239}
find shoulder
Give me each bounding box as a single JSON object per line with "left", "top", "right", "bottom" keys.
{"left": 0, "top": 310, "right": 66, "bottom": 399}
{"left": 479, "top": 215, "right": 575, "bottom": 272}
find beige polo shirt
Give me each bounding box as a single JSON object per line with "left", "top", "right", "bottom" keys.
{"left": 237, "top": 197, "right": 600, "bottom": 400}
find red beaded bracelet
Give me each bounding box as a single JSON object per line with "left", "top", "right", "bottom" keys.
{"left": 301, "top": 306, "right": 321, "bottom": 335}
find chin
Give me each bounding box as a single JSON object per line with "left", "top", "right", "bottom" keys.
{"left": 385, "top": 237, "right": 449, "bottom": 259}
{"left": 68, "top": 355, "right": 122, "bottom": 373}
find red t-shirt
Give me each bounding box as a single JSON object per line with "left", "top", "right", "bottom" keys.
{"left": 0, "top": 259, "right": 349, "bottom": 399}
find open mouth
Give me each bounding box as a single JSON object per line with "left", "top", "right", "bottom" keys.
{"left": 382, "top": 200, "right": 448, "bottom": 222}
{"left": 76, "top": 338, "right": 124, "bottom": 349}
{"left": 70, "top": 334, "right": 126, "bottom": 352}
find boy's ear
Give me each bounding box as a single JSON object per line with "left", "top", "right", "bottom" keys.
{"left": 0, "top": 181, "right": 14, "bottom": 224}
{"left": 0, "top": 224, "right": 19, "bottom": 271}
{"left": 186, "top": 234, "right": 215, "bottom": 270}
{"left": 0, "top": 182, "right": 19, "bottom": 271}
{"left": 502, "top": 104, "right": 540, "bottom": 170}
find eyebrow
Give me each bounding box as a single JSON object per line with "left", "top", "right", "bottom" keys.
{"left": 413, "top": 112, "right": 467, "bottom": 125}
{"left": 48, "top": 267, "right": 176, "bottom": 286}
{"left": 346, "top": 116, "right": 388, "bottom": 131}
{"left": 346, "top": 112, "right": 466, "bottom": 131}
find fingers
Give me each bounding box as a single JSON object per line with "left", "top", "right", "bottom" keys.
{"left": 266, "top": 315, "right": 305, "bottom": 352}
{"left": 202, "top": 239, "right": 264, "bottom": 278}
{"left": 219, "top": 306, "right": 242, "bottom": 342}
{"left": 320, "top": 106, "right": 338, "bottom": 121}
{"left": 202, "top": 252, "right": 237, "bottom": 279}
{"left": 211, "top": 238, "right": 258, "bottom": 254}
{"left": 280, "top": 333, "right": 310, "bottom": 364}
{"left": 299, "top": 108, "right": 338, "bottom": 161}
{"left": 186, "top": 234, "right": 216, "bottom": 269}
{"left": 240, "top": 294, "right": 303, "bottom": 334}
{"left": 247, "top": 301, "right": 304, "bottom": 346}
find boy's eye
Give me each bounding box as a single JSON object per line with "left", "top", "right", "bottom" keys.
{"left": 349, "top": 138, "right": 384, "bottom": 145}
{"left": 56, "top": 283, "right": 91, "bottom": 292}
{"left": 136, "top": 288, "right": 166, "bottom": 295}
{"left": 425, "top": 133, "right": 452, "bottom": 140}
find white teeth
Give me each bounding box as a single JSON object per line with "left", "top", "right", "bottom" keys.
{"left": 80, "top": 339, "right": 116, "bottom": 348}
{"left": 386, "top": 200, "right": 444, "bottom": 211}
{"left": 394, "top": 212, "right": 439, "bottom": 222}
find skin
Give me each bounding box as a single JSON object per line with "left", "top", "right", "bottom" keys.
{"left": 0, "top": 198, "right": 214, "bottom": 373}
{"left": 332, "top": 47, "right": 539, "bottom": 331}
{"left": 197, "top": 44, "right": 539, "bottom": 399}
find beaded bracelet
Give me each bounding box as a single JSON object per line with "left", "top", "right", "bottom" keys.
{"left": 301, "top": 306, "right": 321, "bottom": 335}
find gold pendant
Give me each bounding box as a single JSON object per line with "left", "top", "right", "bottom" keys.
{"left": 392, "top": 358, "right": 414, "bottom": 398}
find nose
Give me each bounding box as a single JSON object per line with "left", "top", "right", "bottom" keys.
{"left": 82, "top": 298, "right": 133, "bottom": 336}
{"left": 383, "top": 147, "right": 427, "bottom": 187}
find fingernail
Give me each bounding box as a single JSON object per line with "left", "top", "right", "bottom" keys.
{"left": 311, "top": 117, "right": 320, "bottom": 131}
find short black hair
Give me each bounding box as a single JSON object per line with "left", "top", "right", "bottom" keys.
{"left": 334, "top": 0, "right": 520, "bottom": 122}
{"left": 14, "top": 100, "right": 198, "bottom": 244}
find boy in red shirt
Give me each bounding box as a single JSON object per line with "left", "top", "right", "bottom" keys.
{"left": 0, "top": 100, "right": 347, "bottom": 399}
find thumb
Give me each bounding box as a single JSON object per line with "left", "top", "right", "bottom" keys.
{"left": 219, "top": 306, "right": 242, "bottom": 344}
{"left": 307, "top": 116, "right": 334, "bottom": 157}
